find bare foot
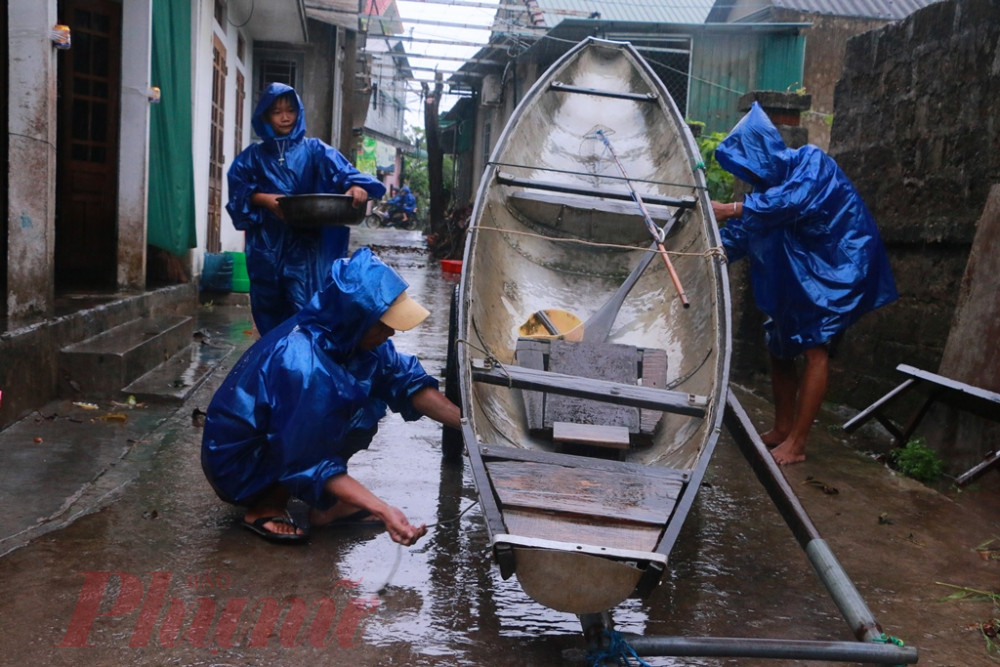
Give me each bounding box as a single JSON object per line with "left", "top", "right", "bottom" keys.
{"left": 310, "top": 502, "right": 369, "bottom": 526}
{"left": 759, "top": 429, "right": 788, "bottom": 448}
{"left": 771, "top": 441, "right": 806, "bottom": 465}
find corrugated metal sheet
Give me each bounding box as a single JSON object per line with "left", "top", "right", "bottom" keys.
{"left": 767, "top": 0, "right": 941, "bottom": 20}
{"left": 687, "top": 28, "right": 804, "bottom": 134}
{"left": 307, "top": 0, "right": 365, "bottom": 31}
{"left": 533, "top": 0, "right": 716, "bottom": 27}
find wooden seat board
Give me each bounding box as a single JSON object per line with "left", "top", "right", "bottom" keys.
{"left": 479, "top": 442, "right": 690, "bottom": 483}
{"left": 502, "top": 508, "right": 663, "bottom": 552}
{"left": 545, "top": 339, "right": 639, "bottom": 431}
{"left": 639, "top": 348, "right": 668, "bottom": 436}
{"left": 486, "top": 459, "right": 682, "bottom": 525}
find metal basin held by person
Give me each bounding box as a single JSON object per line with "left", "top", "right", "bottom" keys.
{"left": 278, "top": 194, "right": 366, "bottom": 227}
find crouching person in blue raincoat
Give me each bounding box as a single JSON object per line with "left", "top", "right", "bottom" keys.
{"left": 201, "top": 248, "right": 461, "bottom": 546}
{"left": 227, "top": 82, "right": 386, "bottom": 336}
{"left": 711, "top": 102, "right": 897, "bottom": 466}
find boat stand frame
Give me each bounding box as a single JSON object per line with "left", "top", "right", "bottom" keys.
{"left": 576, "top": 390, "right": 918, "bottom": 664}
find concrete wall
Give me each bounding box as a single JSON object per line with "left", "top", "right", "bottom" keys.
{"left": 6, "top": 1, "right": 59, "bottom": 323}
{"left": 770, "top": 9, "right": 889, "bottom": 152}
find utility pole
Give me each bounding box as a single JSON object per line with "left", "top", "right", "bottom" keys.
{"left": 422, "top": 72, "right": 446, "bottom": 241}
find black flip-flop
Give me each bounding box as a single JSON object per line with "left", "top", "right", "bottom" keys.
{"left": 241, "top": 512, "right": 309, "bottom": 544}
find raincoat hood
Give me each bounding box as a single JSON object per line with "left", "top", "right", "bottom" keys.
{"left": 296, "top": 247, "right": 410, "bottom": 353}
{"left": 715, "top": 102, "right": 792, "bottom": 189}
{"left": 251, "top": 82, "right": 306, "bottom": 142}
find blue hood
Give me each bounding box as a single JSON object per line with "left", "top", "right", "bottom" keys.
{"left": 715, "top": 102, "right": 791, "bottom": 189}
{"left": 294, "top": 247, "right": 409, "bottom": 354}
{"left": 251, "top": 82, "right": 306, "bottom": 142}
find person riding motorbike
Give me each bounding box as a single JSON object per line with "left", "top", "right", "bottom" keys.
{"left": 385, "top": 186, "right": 417, "bottom": 225}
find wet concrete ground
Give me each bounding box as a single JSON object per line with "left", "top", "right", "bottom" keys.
{"left": 0, "top": 226, "right": 998, "bottom": 665}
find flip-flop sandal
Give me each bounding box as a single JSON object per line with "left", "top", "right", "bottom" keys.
{"left": 328, "top": 509, "right": 386, "bottom": 528}
{"left": 241, "top": 512, "right": 309, "bottom": 544}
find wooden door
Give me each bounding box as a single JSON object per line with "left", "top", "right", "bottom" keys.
{"left": 56, "top": 0, "right": 121, "bottom": 289}
{"left": 207, "top": 35, "right": 227, "bottom": 254}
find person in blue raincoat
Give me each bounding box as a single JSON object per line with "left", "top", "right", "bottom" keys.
{"left": 386, "top": 185, "right": 417, "bottom": 223}
{"left": 227, "top": 82, "right": 386, "bottom": 335}
{"left": 201, "top": 248, "right": 461, "bottom": 546}
{"left": 711, "top": 102, "right": 897, "bottom": 465}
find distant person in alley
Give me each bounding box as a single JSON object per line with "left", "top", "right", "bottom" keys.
{"left": 711, "top": 102, "right": 897, "bottom": 465}
{"left": 227, "top": 82, "right": 386, "bottom": 335}
{"left": 201, "top": 248, "right": 461, "bottom": 545}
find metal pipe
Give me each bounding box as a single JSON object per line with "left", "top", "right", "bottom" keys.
{"left": 724, "top": 390, "right": 908, "bottom": 649}
{"left": 623, "top": 635, "right": 918, "bottom": 663}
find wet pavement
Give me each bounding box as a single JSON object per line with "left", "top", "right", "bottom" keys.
{"left": 0, "top": 226, "right": 998, "bottom": 666}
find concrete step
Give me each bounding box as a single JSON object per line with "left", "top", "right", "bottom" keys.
{"left": 123, "top": 338, "right": 234, "bottom": 404}
{"left": 59, "top": 315, "right": 194, "bottom": 399}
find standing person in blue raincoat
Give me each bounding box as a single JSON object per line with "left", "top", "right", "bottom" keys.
{"left": 201, "top": 248, "right": 461, "bottom": 545}
{"left": 386, "top": 185, "right": 417, "bottom": 225}
{"left": 227, "top": 82, "right": 386, "bottom": 335}
{"left": 711, "top": 102, "right": 897, "bottom": 465}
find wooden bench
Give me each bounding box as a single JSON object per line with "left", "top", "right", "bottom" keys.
{"left": 843, "top": 364, "right": 1000, "bottom": 486}
{"left": 479, "top": 443, "right": 687, "bottom": 552}
{"left": 472, "top": 339, "right": 706, "bottom": 455}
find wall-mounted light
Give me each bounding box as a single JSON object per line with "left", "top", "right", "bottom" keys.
{"left": 147, "top": 87, "right": 161, "bottom": 104}
{"left": 50, "top": 24, "right": 71, "bottom": 49}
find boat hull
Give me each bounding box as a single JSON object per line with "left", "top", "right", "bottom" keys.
{"left": 455, "top": 38, "right": 731, "bottom": 614}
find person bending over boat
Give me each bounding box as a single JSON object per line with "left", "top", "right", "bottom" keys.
{"left": 227, "top": 82, "right": 386, "bottom": 335}
{"left": 711, "top": 102, "right": 897, "bottom": 465}
{"left": 201, "top": 248, "right": 461, "bottom": 545}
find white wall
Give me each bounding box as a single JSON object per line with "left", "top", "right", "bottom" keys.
{"left": 190, "top": 0, "right": 252, "bottom": 273}
{"left": 6, "top": 0, "right": 59, "bottom": 320}
{"left": 117, "top": 0, "right": 153, "bottom": 288}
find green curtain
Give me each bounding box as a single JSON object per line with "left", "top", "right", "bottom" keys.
{"left": 147, "top": 0, "right": 196, "bottom": 256}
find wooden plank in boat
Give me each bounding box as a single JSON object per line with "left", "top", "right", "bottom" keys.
{"left": 472, "top": 360, "right": 708, "bottom": 417}
{"left": 508, "top": 189, "right": 680, "bottom": 224}
{"left": 549, "top": 81, "right": 660, "bottom": 103}
{"left": 640, "top": 348, "right": 668, "bottom": 436}
{"left": 487, "top": 460, "right": 683, "bottom": 525}
{"left": 503, "top": 508, "right": 664, "bottom": 552}
{"left": 497, "top": 172, "right": 697, "bottom": 209}
{"left": 479, "top": 442, "right": 689, "bottom": 483}
{"left": 552, "top": 421, "right": 631, "bottom": 449}
{"left": 545, "top": 340, "right": 639, "bottom": 432}
{"left": 514, "top": 339, "right": 547, "bottom": 432}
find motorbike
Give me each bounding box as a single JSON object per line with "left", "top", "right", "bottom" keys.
{"left": 363, "top": 201, "right": 418, "bottom": 229}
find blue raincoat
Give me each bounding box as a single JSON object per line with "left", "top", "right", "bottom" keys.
{"left": 201, "top": 248, "right": 438, "bottom": 510}
{"left": 226, "top": 83, "right": 386, "bottom": 335}
{"left": 717, "top": 102, "right": 897, "bottom": 358}
{"left": 387, "top": 186, "right": 417, "bottom": 214}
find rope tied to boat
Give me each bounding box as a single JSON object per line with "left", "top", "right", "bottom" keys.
{"left": 587, "top": 630, "right": 652, "bottom": 667}
{"left": 468, "top": 224, "right": 724, "bottom": 261}
{"left": 872, "top": 632, "right": 906, "bottom": 647}
{"left": 456, "top": 337, "right": 514, "bottom": 387}
{"left": 374, "top": 500, "right": 480, "bottom": 595}
{"left": 871, "top": 632, "right": 907, "bottom": 667}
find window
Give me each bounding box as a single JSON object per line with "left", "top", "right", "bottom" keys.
{"left": 214, "top": 0, "right": 226, "bottom": 28}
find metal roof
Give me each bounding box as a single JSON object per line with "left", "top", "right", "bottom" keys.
{"left": 768, "top": 0, "right": 942, "bottom": 20}
{"left": 524, "top": 0, "right": 717, "bottom": 27}
{"left": 726, "top": 0, "right": 944, "bottom": 21}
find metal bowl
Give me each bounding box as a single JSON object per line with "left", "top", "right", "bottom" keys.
{"left": 278, "top": 194, "right": 366, "bottom": 227}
